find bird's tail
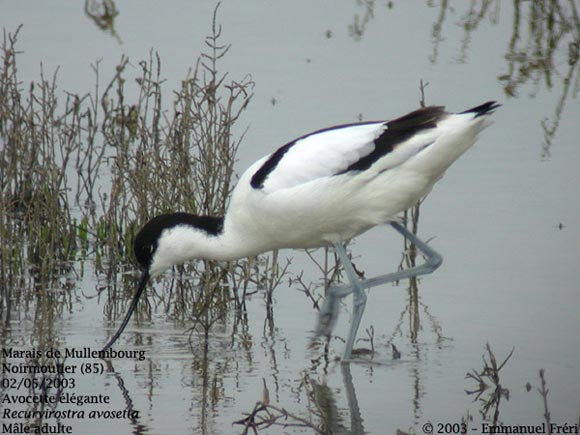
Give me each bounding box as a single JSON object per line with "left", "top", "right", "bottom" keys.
{"left": 461, "top": 101, "right": 501, "bottom": 118}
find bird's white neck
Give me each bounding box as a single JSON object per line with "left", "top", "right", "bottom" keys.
{"left": 148, "top": 218, "right": 265, "bottom": 277}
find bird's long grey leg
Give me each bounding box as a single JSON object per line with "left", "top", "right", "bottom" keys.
{"left": 315, "top": 242, "right": 366, "bottom": 361}
{"left": 315, "top": 221, "right": 443, "bottom": 361}
{"left": 335, "top": 242, "right": 367, "bottom": 360}
{"left": 359, "top": 221, "right": 443, "bottom": 290}
{"left": 315, "top": 244, "right": 358, "bottom": 340}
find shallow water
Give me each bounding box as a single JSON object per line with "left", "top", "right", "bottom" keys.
{"left": 1, "top": 2, "right": 580, "bottom": 434}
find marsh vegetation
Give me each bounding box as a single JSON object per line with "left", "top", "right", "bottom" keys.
{"left": 1, "top": 1, "right": 579, "bottom": 434}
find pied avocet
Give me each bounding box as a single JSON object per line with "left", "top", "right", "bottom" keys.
{"left": 102, "top": 101, "right": 499, "bottom": 360}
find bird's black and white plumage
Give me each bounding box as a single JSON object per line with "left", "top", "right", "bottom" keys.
{"left": 103, "top": 101, "right": 500, "bottom": 359}
{"left": 142, "top": 101, "right": 498, "bottom": 275}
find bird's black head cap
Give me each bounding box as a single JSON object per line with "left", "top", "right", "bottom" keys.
{"left": 133, "top": 212, "right": 224, "bottom": 270}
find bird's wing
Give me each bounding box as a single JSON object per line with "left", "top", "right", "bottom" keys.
{"left": 250, "top": 122, "right": 384, "bottom": 192}
{"left": 251, "top": 106, "right": 449, "bottom": 193}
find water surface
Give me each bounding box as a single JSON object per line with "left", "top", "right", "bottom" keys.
{"left": 1, "top": 2, "right": 579, "bottom": 434}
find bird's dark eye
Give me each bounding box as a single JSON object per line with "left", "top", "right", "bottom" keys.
{"left": 134, "top": 240, "right": 155, "bottom": 270}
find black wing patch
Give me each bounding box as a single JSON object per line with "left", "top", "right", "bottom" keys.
{"left": 340, "top": 105, "right": 446, "bottom": 173}
{"left": 250, "top": 121, "right": 380, "bottom": 190}
{"left": 250, "top": 141, "right": 295, "bottom": 189}
{"left": 250, "top": 106, "right": 447, "bottom": 189}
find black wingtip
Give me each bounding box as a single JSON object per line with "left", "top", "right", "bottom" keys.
{"left": 461, "top": 101, "right": 501, "bottom": 118}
